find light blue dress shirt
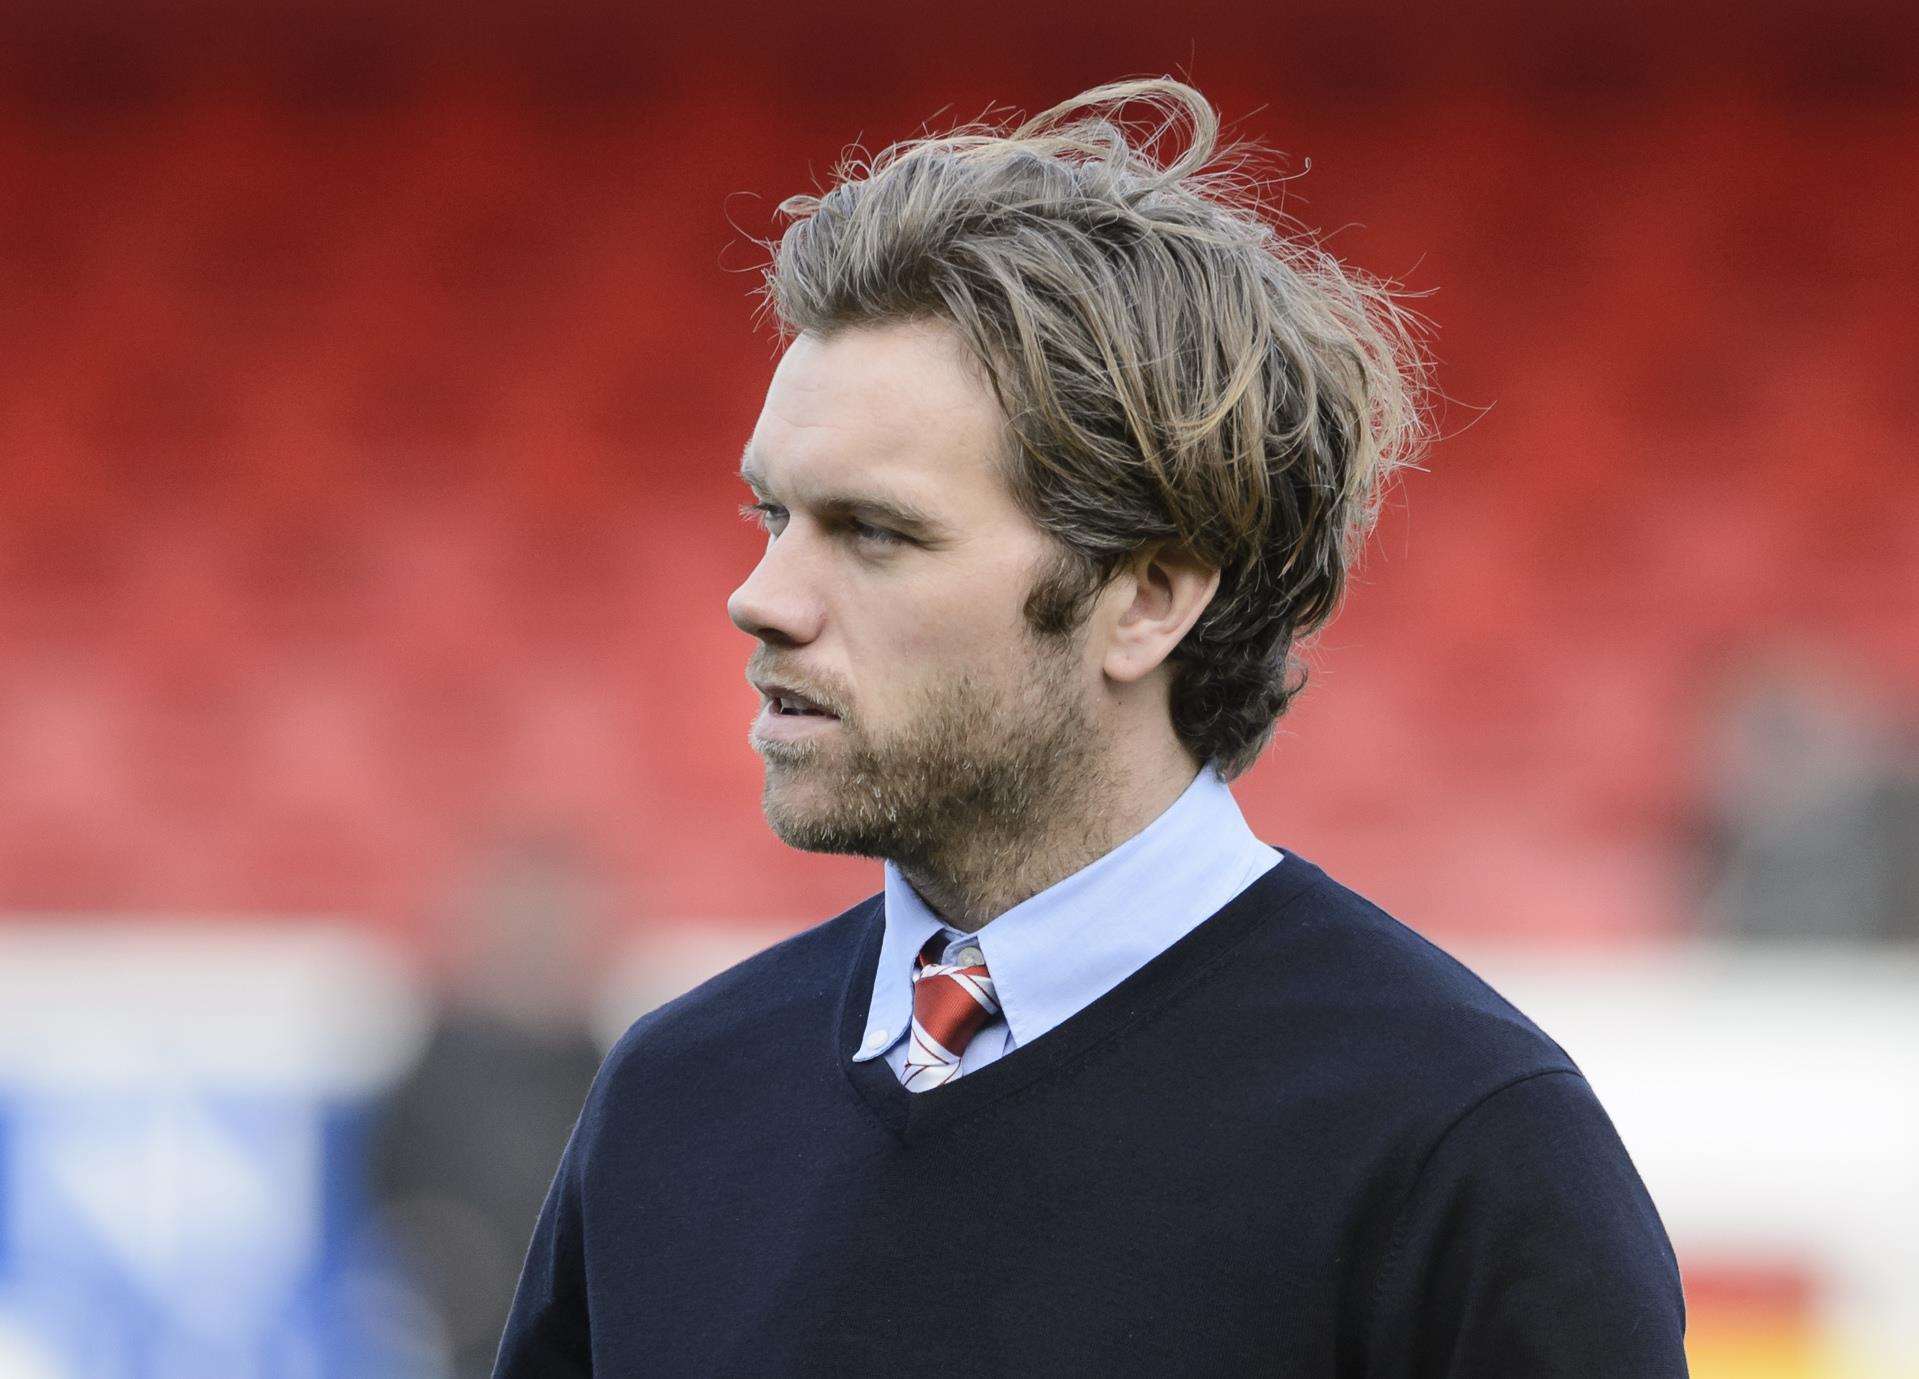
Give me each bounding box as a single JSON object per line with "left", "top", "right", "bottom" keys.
{"left": 854, "top": 765, "right": 1284, "bottom": 1085}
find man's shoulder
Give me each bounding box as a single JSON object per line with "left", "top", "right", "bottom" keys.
{"left": 594, "top": 891, "right": 879, "bottom": 1087}
{"left": 1249, "top": 852, "right": 1582, "bottom": 1087}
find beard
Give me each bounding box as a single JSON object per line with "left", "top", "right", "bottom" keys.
{"left": 753, "top": 630, "right": 1103, "bottom": 868}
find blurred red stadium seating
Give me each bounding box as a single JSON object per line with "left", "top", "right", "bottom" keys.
{"left": 0, "top": 0, "right": 1912, "bottom": 942}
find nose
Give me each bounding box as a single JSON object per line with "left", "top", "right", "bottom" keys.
{"left": 727, "top": 534, "right": 825, "bottom": 646}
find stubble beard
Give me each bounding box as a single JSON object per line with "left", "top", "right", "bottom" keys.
{"left": 755, "top": 633, "right": 1106, "bottom": 879}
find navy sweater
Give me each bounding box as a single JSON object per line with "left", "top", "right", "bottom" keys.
{"left": 495, "top": 852, "right": 1688, "bottom": 1376}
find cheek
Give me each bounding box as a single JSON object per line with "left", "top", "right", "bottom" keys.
{"left": 898, "top": 598, "right": 1031, "bottom": 676}
{"left": 835, "top": 561, "right": 1048, "bottom": 706}
{"left": 837, "top": 584, "right": 949, "bottom": 654}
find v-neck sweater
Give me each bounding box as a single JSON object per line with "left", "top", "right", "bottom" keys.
{"left": 494, "top": 851, "right": 1688, "bottom": 1377}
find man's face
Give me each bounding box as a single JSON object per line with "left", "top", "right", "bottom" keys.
{"left": 727, "top": 320, "right": 1106, "bottom": 863}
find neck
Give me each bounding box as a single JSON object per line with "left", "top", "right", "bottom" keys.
{"left": 896, "top": 751, "right": 1204, "bottom": 932}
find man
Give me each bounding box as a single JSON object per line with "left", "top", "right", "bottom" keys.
{"left": 495, "top": 78, "right": 1688, "bottom": 1376}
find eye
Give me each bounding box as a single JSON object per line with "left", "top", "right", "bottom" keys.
{"left": 849, "top": 518, "right": 904, "bottom": 547}
{"left": 738, "top": 500, "right": 786, "bottom": 535}
{"left": 737, "top": 502, "right": 905, "bottom": 550}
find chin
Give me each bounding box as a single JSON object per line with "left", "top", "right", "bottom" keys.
{"left": 764, "top": 765, "right": 933, "bottom": 860}
{"left": 764, "top": 806, "right": 886, "bottom": 859}
{"left": 763, "top": 770, "right": 858, "bottom": 851}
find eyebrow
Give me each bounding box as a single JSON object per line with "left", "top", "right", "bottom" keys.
{"left": 738, "top": 447, "right": 949, "bottom": 538}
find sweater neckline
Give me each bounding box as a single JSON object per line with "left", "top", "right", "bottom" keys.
{"left": 837, "top": 846, "right": 1327, "bottom": 1142}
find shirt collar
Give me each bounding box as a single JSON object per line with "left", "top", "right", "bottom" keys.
{"left": 854, "top": 764, "right": 1281, "bottom": 1061}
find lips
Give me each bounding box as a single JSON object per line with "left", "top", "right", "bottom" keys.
{"left": 750, "top": 673, "right": 840, "bottom": 719}
{"left": 771, "top": 691, "right": 833, "bottom": 717}
{"left": 752, "top": 693, "right": 841, "bottom": 745}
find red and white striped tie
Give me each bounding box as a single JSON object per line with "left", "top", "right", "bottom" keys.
{"left": 902, "top": 934, "right": 1000, "bottom": 1092}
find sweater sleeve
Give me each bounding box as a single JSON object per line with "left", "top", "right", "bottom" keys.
{"left": 491, "top": 1102, "right": 596, "bottom": 1378}
{"left": 1365, "top": 1068, "right": 1689, "bottom": 1378}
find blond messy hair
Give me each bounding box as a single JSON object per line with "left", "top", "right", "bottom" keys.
{"left": 758, "top": 77, "right": 1433, "bottom": 780}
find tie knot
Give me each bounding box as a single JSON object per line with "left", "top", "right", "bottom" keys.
{"left": 916, "top": 932, "right": 986, "bottom": 972}
{"left": 903, "top": 936, "right": 1000, "bottom": 1091}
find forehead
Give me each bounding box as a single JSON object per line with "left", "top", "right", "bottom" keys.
{"left": 744, "top": 321, "right": 1014, "bottom": 512}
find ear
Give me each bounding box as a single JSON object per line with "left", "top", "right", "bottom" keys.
{"left": 1101, "top": 543, "right": 1222, "bottom": 685}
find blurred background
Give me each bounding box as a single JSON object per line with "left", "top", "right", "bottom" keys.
{"left": 0, "top": 0, "right": 1914, "bottom": 1375}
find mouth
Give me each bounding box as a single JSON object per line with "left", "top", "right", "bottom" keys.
{"left": 750, "top": 679, "right": 844, "bottom": 748}
{"left": 767, "top": 692, "right": 838, "bottom": 720}
{"left": 747, "top": 669, "right": 846, "bottom": 749}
